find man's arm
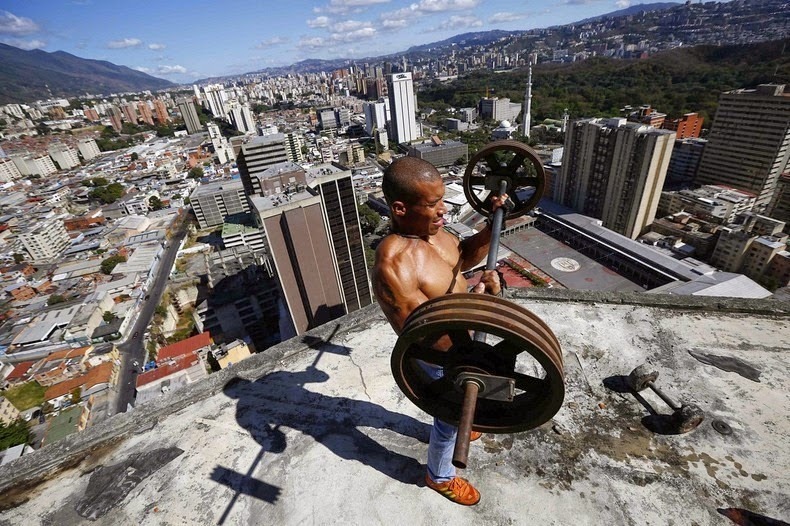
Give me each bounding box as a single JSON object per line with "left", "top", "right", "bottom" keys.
{"left": 374, "top": 252, "right": 429, "bottom": 335}
{"left": 458, "top": 193, "right": 510, "bottom": 271}
{"left": 458, "top": 222, "right": 493, "bottom": 271}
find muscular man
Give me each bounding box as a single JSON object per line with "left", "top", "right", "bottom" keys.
{"left": 373, "top": 156, "right": 506, "bottom": 506}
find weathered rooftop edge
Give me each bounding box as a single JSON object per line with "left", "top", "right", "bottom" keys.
{"left": 0, "top": 306, "right": 368, "bottom": 506}
{"left": 1, "top": 289, "right": 788, "bottom": 499}
{"left": 0, "top": 289, "right": 790, "bottom": 526}
{"left": 511, "top": 287, "right": 790, "bottom": 315}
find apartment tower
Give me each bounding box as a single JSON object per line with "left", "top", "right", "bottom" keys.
{"left": 177, "top": 98, "right": 203, "bottom": 135}
{"left": 695, "top": 84, "right": 790, "bottom": 210}
{"left": 557, "top": 117, "right": 676, "bottom": 239}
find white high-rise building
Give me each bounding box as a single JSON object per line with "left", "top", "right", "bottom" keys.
{"left": 227, "top": 103, "right": 255, "bottom": 134}
{"left": 48, "top": 144, "right": 80, "bottom": 170}
{"left": 202, "top": 84, "right": 228, "bottom": 119}
{"left": 363, "top": 100, "right": 388, "bottom": 136}
{"left": 19, "top": 219, "right": 70, "bottom": 262}
{"left": 207, "top": 122, "right": 235, "bottom": 164}
{"left": 77, "top": 138, "right": 101, "bottom": 161}
{"left": 0, "top": 158, "right": 21, "bottom": 182}
{"left": 11, "top": 154, "right": 57, "bottom": 177}
{"left": 387, "top": 72, "right": 418, "bottom": 144}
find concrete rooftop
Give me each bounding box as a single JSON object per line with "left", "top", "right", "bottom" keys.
{"left": 0, "top": 290, "right": 788, "bottom": 525}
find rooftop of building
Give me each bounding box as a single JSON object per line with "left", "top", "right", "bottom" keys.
{"left": 0, "top": 289, "right": 788, "bottom": 525}
{"left": 259, "top": 161, "right": 303, "bottom": 179}
{"left": 189, "top": 178, "right": 243, "bottom": 198}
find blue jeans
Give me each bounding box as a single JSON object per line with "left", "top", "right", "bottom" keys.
{"left": 419, "top": 361, "right": 457, "bottom": 483}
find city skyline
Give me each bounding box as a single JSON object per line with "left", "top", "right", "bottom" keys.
{"left": 0, "top": 1, "right": 680, "bottom": 84}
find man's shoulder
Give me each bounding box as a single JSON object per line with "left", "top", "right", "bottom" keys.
{"left": 376, "top": 234, "right": 416, "bottom": 262}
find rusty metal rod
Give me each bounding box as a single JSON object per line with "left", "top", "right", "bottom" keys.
{"left": 645, "top": 380, "right": 681, "bottom": 411}
{"left": 452, "top": 380, "right": 480, "bottom": 469}
{"left": 474, "top": 179, "right": 508, "bottom": 343}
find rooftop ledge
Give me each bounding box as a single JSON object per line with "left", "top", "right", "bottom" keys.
{"left": 1, "top": 290, "right": 788, "bottom": 525}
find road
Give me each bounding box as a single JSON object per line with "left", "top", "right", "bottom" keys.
{"left": 111, "top": 219, "right": 189, "bottom": 414}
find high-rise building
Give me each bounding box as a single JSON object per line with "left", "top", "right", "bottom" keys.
{"left": 768, "top": 172, "right": 790, "bottom": 225}
{"left": 284, "top": 132, "right": 305, "bottom": 164}
{"left": 665, "top": 137, "right": 707, "bottom": 188}
{"left": 663, "top": 112, "right": 703, "bottom": 139}
{"left": 236, "top": 134, "right": 290, "bottom": 196}
{"left": 363, "top": 100, "right": 388, "bottom": 136}
{"left": 227, "top": 103, "right": 255, "bottom": 134}
{"left": 77, "top": 138, "right": 101, "bottom": 161}
{"left": 480, "top": 97, "right": 521, "bottom": 123}
{"left": 48, "top": 144, "right": 80, "bottom": 170}
{"left": 153, "top": 99, "right": 170, "bottom": 124}
{"left": 121, "top": 103, "right": 138, "bottom": 124}
{"left": 108, "top": 106, "right": 123, "bottom": 133}
{"left": 0, "top": 158, "right": 21, "bottom": 182}
{"left": 177, "top": 98, "right": 203, "bottom": 135}
{"left": 695, "top": 84, "right": 790, "bottom": 210}
{"left": 137, "top": 102, "right": 154, "bottom": 126}
{"left": 11, "top": 154, "right": 58, "bottom": 176}
{"left": 201, "top": 85, "right": 227, "bottom": 119}
{"left": 387, "top": 72, "right": 418, "bottom": 144}
{"left": 84, "top": 108, "right": 100, "bottom": 121}
{"left": 317, "top": 108, "right": 338, "bottom": 130}
{"left": 207, "top": 122, "right": 235, "bottom": 164}
{"left": 249, "top": 163, "right": 372, "bottom": 336}
{"left": 19, "top": 219, "right": 70, "bottom": 262}
{"left": 557, "top": 117, "right": 676, "bottom": 239}
{"left": 189, "top": 179, "right": 250, "bottom": 229}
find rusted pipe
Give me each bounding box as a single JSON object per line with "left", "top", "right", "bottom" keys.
{"left": 452, "top": 380, "right": 480, "bottom": 469}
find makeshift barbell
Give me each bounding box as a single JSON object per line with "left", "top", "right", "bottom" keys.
{"left": 391, "top": 141, "right": 564, "bottom": 469}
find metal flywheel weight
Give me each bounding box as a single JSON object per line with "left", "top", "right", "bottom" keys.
{"left": 462, "top": 140, "right": 547, "bottom": 220}
{"left": 391, "top": 293, "right": 565, "bottom": 434}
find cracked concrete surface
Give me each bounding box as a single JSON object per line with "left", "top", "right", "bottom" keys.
{"left": 0, "top": 291, "right": 788, "bottom": 525}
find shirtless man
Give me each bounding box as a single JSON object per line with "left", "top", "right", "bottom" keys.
{"left": 373, "top": 156, "right": 507, "bottom": 506}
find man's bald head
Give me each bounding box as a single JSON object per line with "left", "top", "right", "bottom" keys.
{"left": 382, "top": 157, "right": 442, "bottom": 206}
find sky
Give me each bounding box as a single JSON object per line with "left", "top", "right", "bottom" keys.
{"left": 0, "top": 0, "right": 649, "bottom": 84}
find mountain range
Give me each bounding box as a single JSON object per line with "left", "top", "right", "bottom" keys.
{"left": 0, "top": 43, "right": 174, "bottom": 105}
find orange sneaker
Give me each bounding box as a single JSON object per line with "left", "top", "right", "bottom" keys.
{"left": 425, "top": 474, "right": 481, "bottom": 506}
{"left": 470, "top": 431, "right": 483, "bottom": 442}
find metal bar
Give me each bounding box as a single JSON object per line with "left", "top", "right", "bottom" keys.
{"left": 452, "top": 381, "right": 480, "bottom": 469}
{"left": 474, "top": 179, "right": 508, "bottom": 343}
{"left": 648, "top": 381, "right": 680, "bottom": 411}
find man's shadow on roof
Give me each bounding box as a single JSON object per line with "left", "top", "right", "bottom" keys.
{"left": 211, "top": 331, "right": 430, "bottom": 509}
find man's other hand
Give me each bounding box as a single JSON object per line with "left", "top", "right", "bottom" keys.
{"left": 472, "top": 269, "right": 501, "bottom": 296}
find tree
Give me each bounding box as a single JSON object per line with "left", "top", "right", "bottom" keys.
{"left": 100, "top": 254, "right": 127, "bottom": 275}
{"left": 70, "top": 387, "right": 81, "bottom": 405}
{"left": 131, "top": 152, "right": 139, "bottom": 161}
{"left": 149, "top": 196, "right": 165, "bottom": 211}
{"left": 0, "top": 419, "right": 31, "bottom": 451}
{"left": 358, "top": 203, "right": 381, "bottom": 235}
{"left": 12, "top": 253, "right": 24, "bottom": 264}
{"left": 89, "top": 182, "right": 124, "bottom": 204}
{"left": 102, "top": 311, "right": 116, "bottom": 323}
{"left": 48, "top": 294, "right": 66, "bottom": 305}
{"left": 188, "top": 167, "right": 204, "bottom": 180}
{"left": 82, "top": 177, "right": 109, "bottom": 187}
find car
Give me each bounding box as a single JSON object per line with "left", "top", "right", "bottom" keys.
{"left": 133, "top": 331, "right": 139, "bottom": 338}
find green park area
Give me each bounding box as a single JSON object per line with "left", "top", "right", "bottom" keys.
{"left": 2, "top": 381, "right": 46, "bottom": 411}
